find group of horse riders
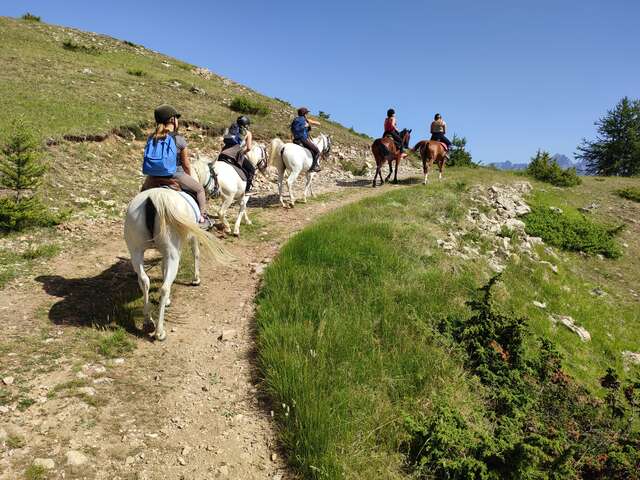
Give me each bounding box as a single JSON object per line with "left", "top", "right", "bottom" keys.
{"left": 383, "top": 108, "right": 452, "bottom": 155}
{"left": 141, "top": 104, "right": 323, "bottom": 230}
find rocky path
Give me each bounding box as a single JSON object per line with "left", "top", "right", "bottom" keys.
{"left": 0, "top": 168, "right": 417, "bottom": 480}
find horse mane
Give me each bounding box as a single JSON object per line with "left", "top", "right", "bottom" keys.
{"left": 412, "top": 140, "right": 428, "bottom": 153}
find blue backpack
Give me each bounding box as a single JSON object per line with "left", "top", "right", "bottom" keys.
{"left": 142, "top": 134, "right": 177, "bottom": 176}
{"left": 223, "top": 123, "right": 242, "bottom": 148}
{"left": 291, "top": 116, "right": 307, "bottom": 140}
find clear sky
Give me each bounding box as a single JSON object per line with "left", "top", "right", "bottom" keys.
{"left": 3, "top": 1, "right": 639, "bottom": 164}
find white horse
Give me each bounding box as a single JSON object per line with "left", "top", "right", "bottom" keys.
{"left": 192, "top": 144, "right": 268, "bottom": 236}
{"left": 269, "top": 134, "right": 331, "bottom": 207}
{"left": 124, "top": 188, "right": 229, "bottom": 341}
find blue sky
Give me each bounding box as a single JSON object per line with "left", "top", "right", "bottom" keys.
{"left": 3, "top": 1, "right": 639, "bottom": 164}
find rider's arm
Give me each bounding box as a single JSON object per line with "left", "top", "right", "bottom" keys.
{"left": 307, "top": 118, "right": 321, "bottom": 126}
{"left": 442, "top": 121, "right": 447, "bottom": 134}
{"left": 244, "top": 131, "right": 253, "bottom": 152}
{"left": 180, "top": 148, "right": 192, "bottom": 176}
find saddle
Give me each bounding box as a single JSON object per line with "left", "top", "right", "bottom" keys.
{"left": 141, "top": 176, "right": 200, "bottom": 205}
{"left": 217, "top": 155, "right": 248, "bottom": 182}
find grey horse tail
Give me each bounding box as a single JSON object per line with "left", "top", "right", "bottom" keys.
{"left": 145, "top": 197, "right": 157, "bottom": 239}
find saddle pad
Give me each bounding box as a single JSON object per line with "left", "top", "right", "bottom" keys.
{"left": 436, "top": 141, "right": 449, "bottom": 151}
{"left": 217, "top": 157, "right": 247, "bottom": 181}
{"left": 177, "top": 191, "right": 201, "bottom": 222}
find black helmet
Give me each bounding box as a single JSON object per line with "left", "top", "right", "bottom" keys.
{"left": 434, "top": 113, "right": 442, "bottom": 120}
{"left": 237, "top": 116, "right": 250, "bottom": 127}
{"left": 387, "top": 108, "right": 395, "bottom": 117}
{"left": 297, "top": 107, "right": 310, "bottom": 116}
{"left": 154, "top": 104, "right": 181, "bottom": 124}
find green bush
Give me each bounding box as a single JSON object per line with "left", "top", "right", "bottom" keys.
{"left": 318, "top": 111, "right": 331, "bottom": 120}
{"left": 126, "top": 68, "right": 146, "bottom": 77}
{"left": 527, "top": 150, "right": 581, "bottom": 186}
{"left": 406, "top": 276, "right": 640, "bottom": 479}
{"left": 21, "top": 13, "right": 41, "bottom": 22}
{"left": 62, "top": 40, "right": 100, "bottom": 55}
{"left": 524, "top": 206, "right": 623, "bottom": 258}
{"left": 340, "top": 159, "right": 367, "bottom": 176}
{"left": 617, "top": 186, "right": 640, "bottom": 203}
{"left": 0, "top": 198, "right": 64, "bottom": 232}
{"left": 448, "top": 134, "right": 476, "bottom": 167}
{"left": 229, "top": 96, "right": 270, "bottom": 116}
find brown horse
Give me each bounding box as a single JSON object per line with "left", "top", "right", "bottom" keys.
{"left": 371, "top": 128, "right": 411, "bottom": 187}
{"left": 413, "top": 140, "right": 448, "bottom": 184}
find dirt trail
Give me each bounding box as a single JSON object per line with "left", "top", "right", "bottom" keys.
{"left": 0, "top": 175, "right": 414, "bottom": 479}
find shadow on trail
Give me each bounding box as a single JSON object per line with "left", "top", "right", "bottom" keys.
{"left": 35, "top": 257, "right": 160, "bottom": 338}
{"left": 337, "top": 176, "right": 423, "bottom": 188}
{"left": 247, "top": 193, "right": 283, "bottom": 209}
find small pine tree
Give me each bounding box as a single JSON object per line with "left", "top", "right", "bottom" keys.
{"left": 448, "top": 134, "right": 475, "bottom": 167}
{"left": 0, "top": 121, "right": 46, "bottom": 202}
{"left": 527, "top": 149, "right": 581, "bottom": 187}
{"left": 318, "top": 111, "right": 331, "bottom": 120}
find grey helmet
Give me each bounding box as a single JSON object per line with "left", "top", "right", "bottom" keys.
{"left": 237, "top": 116, "right": 250, "bottom": 127}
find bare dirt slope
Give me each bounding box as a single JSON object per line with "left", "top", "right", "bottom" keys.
{"left": 0, "top": 169, "right": 418, "bottom": 480}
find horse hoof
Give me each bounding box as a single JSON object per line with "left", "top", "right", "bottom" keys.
{"left": 232, "top": 231, "right": 240, "bottom": 237}
{"left": 155, "top": 331, "right": 167, "bottom": 341}
{"left": 191, "top": 278, "right": 201, "bottom": 286}
{"left": 143, "top": 319, "right": 155, "bottom": 334}
{"left": 165, "top": 298, "right": 171, "bottom": 307}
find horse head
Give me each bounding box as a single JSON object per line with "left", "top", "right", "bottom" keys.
{"left": 400, "top": 128, "right": 412, "bottom": 150}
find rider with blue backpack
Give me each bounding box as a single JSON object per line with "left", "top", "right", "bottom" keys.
{"left": 142, "top": 104, "right": 211, "bottom": 229}
{"left": 291, "top": 107, "right": 322, "bottom": 172}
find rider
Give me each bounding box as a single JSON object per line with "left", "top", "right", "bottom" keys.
{"left": 219, "top": 115, "right": 256, "bottom": 194}
{"left": 384, "top": 108, "right": 405, "bottom": 153}
{"left": 430, "top": 113, "right": 452, "bottom": 152}
{"left": 143, "top": 104, "right": 211, "bottom": 229}
{"left": 291, "top": 107, "right": 322, "bottom": 172}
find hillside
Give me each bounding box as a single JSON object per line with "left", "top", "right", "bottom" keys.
{"left": 0, "top": 16, "right": 370, "bottom": 146}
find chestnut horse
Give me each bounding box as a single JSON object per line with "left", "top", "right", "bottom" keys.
{"left": 413, "top": 140, "right": 448, "bottom": 184}
{"left": 371, "top": 128, "right": 411, "bottom": 187}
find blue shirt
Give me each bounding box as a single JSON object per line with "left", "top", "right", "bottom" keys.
{"left": 291, "top": 116, "right": 308, "bottom": 140}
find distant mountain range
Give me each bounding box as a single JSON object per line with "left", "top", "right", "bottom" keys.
{"left": 489, "top": 154, "right": 590, "bottom": 175}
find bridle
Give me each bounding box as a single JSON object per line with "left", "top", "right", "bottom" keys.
{"left": 255, "top": 145, "right": 268, "bottom": 171}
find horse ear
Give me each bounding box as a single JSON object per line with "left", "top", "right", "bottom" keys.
{"left": 409, "top": 129, "right": 412, "bottom": 133}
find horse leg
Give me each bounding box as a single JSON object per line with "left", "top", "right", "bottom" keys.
{"left": 287, "top": 170, "right": 299, "bottom": 206}
{"left": 233, "top": 195, "right": 249, "bottom": 236}
{"left": 190, "top": 235, "right": 200, "bottom": 286}
{"left": 242, "top": 196, "right": 252, "bottom": 224}
{"left": 302, "top": 172, "right": 313, "bottom": 203}
{"left": 393, "top": 156, "right": 399, "bottom": 183}
{"left": 384, "top": 159, "right": 393, "bottom": 182}
{"left": 372, "top": 166, "right": 380, "bottom": 187}
{"left": 131, "top": 248, "right": 153, "bottom": 332}
{"left": 218, "top": 195, "right": 233, "bottom": 234}
{"left": 156, "top": 246, "right": 180, "bottom": 341}
{"left": 309, "top": 173, "right": 316, "bottom": 198}
{"left": 439, "top": 158, "right": 444, "bottom": 180}
{"left": 278, "top": 169, "right": 286, "bottom": 208}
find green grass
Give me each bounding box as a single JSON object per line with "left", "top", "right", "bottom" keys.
{"left": 523, "top": 203, "right": 623, "bottom": 258}
{"left": 24, "top": 464, "right": 47, "bottom": 480}
{"left": 255, "top": 170, "right": 640, "bottom": 478}
{"left": 126, "top": 68, "right": 146, "bottom": 77}
{"left": 20, "top": 243, "right": 60, "bottom": 260}
{"left": 617, "top": 186, "right": 640, "bottom": 202}
{"left": 229, "top": 96, "right": 270, "bottom": 116}
{"left": 95, "top": 327, "right": 135, "bottom": 358}
{"left": 7, "top": 433, "right": 26, "bottom": 449}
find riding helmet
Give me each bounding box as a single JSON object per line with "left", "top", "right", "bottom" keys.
{"left": 237, "top": 116, "right": 250, "bottom": 127}
{"left": 434, "top": 113, "right": 441, "bottom": 120}
{"left": 297, "top": 107, "right": 310, "bottom": 116}
{"left": 387, "top": 108, "right": 395, "bottom": 117}
{"left": 154, "top": 104, "right": 181, "bottom": 124}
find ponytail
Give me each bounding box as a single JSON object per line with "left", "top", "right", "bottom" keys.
{"left": 151, "top": 122, "right": 171, "bottom": 142}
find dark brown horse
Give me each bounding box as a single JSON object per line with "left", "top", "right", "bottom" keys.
{"left": 371, "top": 128, "right": 411, "bottom": 187}
{"left": 413, "top": 140, "right": 448, "bottom": 184}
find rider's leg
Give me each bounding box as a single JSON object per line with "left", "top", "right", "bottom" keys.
{"left": 173, "top": 173, "right": 209, "bottom": 223}
{"left": 243, "top": 160, "right": 256, "bottom": 193}
{"left": 301, "top": 138, "right": 321, "bottom": 172}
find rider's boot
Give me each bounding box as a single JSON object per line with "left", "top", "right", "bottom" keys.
{"left": 309, "top": 157, "right": 321, "bottom": 173}
{"left": 198, "top": 213, "right": 213, "bottom": 230}
{"left": 245, "top": 175, "right": 255, "bottom": 195}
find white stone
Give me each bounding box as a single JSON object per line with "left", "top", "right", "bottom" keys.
{"left": 34, "top": 458, "right": 55, "bottom": 470}
{"left": 78, "top": 387, "right": 96, "bottom": 397}
{"left": 2, "top": 376, "right": 14, "bottom": 385}
{"left": 533, "top": 301, "right": 547, "bottom": 309}
{"left": 66, "top": 450, "right": 88, "bottom": 466}
{"left": 622, "top": 351, "right": 640, "bottom": 365}
{"left": 550, "top": 315, "right": 591, "bottom": 342}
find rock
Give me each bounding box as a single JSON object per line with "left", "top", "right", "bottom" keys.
{"left": 78, "top": 387, "right": 96, "bottom": 397}
{"left": 578, "top": 202, "right": 600, "bottom": 213}
{"left": 2, "top": 376, "right": 14, "bottom": 386}
{"left": 218, "top": 329, "right": 236, "bottom": 341}
{"left": 82, "top": 68, "right": 93, "bottom": 75}
{"left": 218, "top": 465, "right": 230, "bottom": 475}
{"left": 178, "top": 456, "right": 186, "bottom": 466}
{"left": 271, "top": 453, "right": 278, "bottom": 462}
{"left": 539, "top": 261, "right": 558, "bottom": 274}
{"left": 549, "top": 207, "right": 563, "bottom": 214}
{"left": 550, "top": 315, "right": 591, "bottom": 342}
{"left": 0, "top": 405, "right": 9, "bottom": 414}
{"left": 0, "top": 427, "right": 7, "bottom": 442}
{"left": 34, "top": 458, "right": 55, "bottom": 470}
{"left": 622, "top": 351, "right": 640, "bottom": 366}
{"left": 181, "top": 445, "right": 192, "bottom": 456}
{"left": 533, "top": 301, "right": 547, "bottom": 309}
{"left": 112, "top": 358, "right": 125, "bottom": 365}
{"left": 189, "top": 85, "right": 206, "bottom": 95}
{"left": 66, "top": 450, "right": 88, "bottom": 466}
{"left": 125, "top": 455, "right": 135, "bottom": 465}
{"left": 590, "top": 288, "right": 607, "bottom": 297}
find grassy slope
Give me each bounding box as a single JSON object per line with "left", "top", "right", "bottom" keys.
{"left": 255, "top": 168, "right": 640, "bottom": 478}
{"left": 0, "top": 16, "right": 370, "bottom": 146}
